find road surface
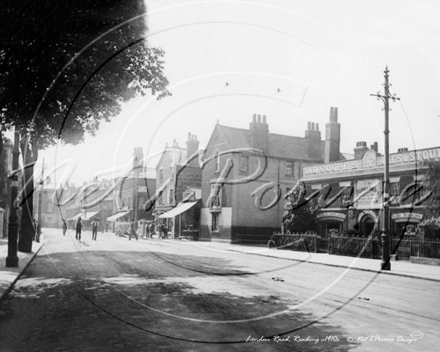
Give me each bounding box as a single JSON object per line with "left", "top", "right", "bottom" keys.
{"left": 0, "top": 228, "right": 439, "bottom": 351}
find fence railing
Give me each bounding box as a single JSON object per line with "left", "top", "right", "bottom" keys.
{"left": 272, "top": 233, "right": 440, "bottom": 260}
{"left": 391, "top": 238, "right": 440, "bottom": 260}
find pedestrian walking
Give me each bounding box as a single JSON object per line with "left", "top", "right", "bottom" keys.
{"left": 157, "top": 222, "right": 162, "bottom": 239}
{"left": 148, "top": 222, "right": 155, "bottom": 239}
{"left": 91, "top": 219, "right": 99, "bottom": 241}
{"left": 75, "top": 218, "right": 82, "bottom": 241}
{"left": 62, "top": 218, "right": 67, "bottom": 236}
{"left": 162, "top": 223, "right": 168, "bottom": 239}
{"left": 128, "top": 218, "right": 138, "bottom": 241}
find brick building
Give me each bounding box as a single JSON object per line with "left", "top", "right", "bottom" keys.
{"left": 199, "top": 108, "right": 344, "bottom": 243}
{"left": 300, "top": 144, "right": 438, "bottom": 239}
{"left": 154, "top": 133, "right": 202, "bottom": 238}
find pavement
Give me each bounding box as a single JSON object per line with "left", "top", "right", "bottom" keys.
{"left": 1, "top": 229, "right": 440, "bottom": 304}
{"left": 0, "top": 235, "right": 43, "bottom": 302}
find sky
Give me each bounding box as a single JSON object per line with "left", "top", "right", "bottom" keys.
{"left": 26, "top": 0, "right": 440, "bottom": 186}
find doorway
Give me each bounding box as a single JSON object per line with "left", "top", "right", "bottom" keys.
{"left": 360, "top": 215, "right": 376, "bottom": 237}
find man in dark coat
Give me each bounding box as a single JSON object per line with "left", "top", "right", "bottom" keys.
{"left": 91, "top": 219, "right": 99, "bottom": 241}
{"left": 75, "top": 218, "right": 82, "bottom": 241}
{"left": 128, "top": 218, "right": 138, "bottom": 241}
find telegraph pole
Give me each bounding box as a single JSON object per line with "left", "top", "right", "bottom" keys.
{"left": 6, "top": 130, "right": 20, "bottom": 267}
{"left": 371, "top": 66, "right": 400, "bottom": 271}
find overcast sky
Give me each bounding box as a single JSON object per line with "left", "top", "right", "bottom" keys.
{"left": 33, "top": 0, "right": 440, "bottom": 186}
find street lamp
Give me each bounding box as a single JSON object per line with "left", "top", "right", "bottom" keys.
{"left": 36, "top": 158, "right": 44, "bottom": 243}
{"left": 371, "top": 66, "right": 400, "bottom": 271}
{"left": 6, "top": 130, "right": 20, "bottom": 267}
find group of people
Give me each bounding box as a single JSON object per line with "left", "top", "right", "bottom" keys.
{"left": 64, "top": 217, "right": 169, "bottom": 242}
{"left": 127, "top": 220, "right": 170, "bottom": 240}
{"left": 63, "top": 217, "right": 100, "bottom": 242}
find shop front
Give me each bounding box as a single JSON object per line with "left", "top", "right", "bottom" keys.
{"left": 316, "top": 211, "right": 346, "bottom": 238}
{"left": 158, "top": 201, "right": 200, "bottom": 239}
{"left": 390, "top": 211, "right": 423, "bottom": 238}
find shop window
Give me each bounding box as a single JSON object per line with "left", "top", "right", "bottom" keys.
{"left": 211, "top": 213, "right": 219, "bottom": 231}
{"left": 341, "top": 186, "right": 353, "bottom": 207}
{"left": 240, "top": 155, "right": 249, "bottom": 172}
{"left": 414, "top": 182, "right": 427, "bottom": 203}
{"left": 390, "top": 182, "right": 400, "bottom": 197}
{"left": 286, "top": 161, "right": 293, "bottom": 177}
{"left": 168, "top": 188, "right": 174, "bottom": 205}
{"left": 209, "top": 184, "right": 222, "bottom": 208}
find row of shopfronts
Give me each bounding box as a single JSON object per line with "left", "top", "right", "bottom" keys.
{"left": 301, "top": 147, "right": 437, "bottom": 239}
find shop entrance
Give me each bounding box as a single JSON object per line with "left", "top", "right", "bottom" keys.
{"left": 360, "top": 215, "right": 376, "bottom": 237}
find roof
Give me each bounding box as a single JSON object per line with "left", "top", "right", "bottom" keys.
{"left": 214, "top": 124, "right": 325, "bottom": 160}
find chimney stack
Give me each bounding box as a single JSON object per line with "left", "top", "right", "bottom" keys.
{"left": 305, "top": 120, "right": 322, "bottom": 160}
{"left": 370, "top": 142, "right": 378, "bottom": 153}
{"left": 324, "top": 107, "right": 341, "bottom": 163}
{"left": 250, "top": 113, "right": 269, "bottom": 153}
{"left": 354, "top": 141, "right": 368, "bottom": 159}
{"left": 186, "top": 132, "right": 200, "bottom": 165}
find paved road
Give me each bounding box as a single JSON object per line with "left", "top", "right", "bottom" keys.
{"left": 0, "top": 228, "right": 439, "bottom": 352}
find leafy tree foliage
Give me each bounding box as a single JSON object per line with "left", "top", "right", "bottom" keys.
{"left": 421, "top": 160, "right": 440, "bottom": 222}
{"left": 0, "top": 0, "right": 170, "bottom": 251}
{"left": 283, "top": 181, "right": 317, "bottom": 233}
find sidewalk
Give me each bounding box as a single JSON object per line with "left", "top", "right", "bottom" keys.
{"left": 0, "top": 236, "right": 43, "bottom": 303}
{"left": 197, "top": 241, "right": 440, "bottom": 282}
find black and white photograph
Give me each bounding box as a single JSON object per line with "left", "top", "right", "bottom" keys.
{"left": 1, "top": 1, "right": 439, "bottom": 351}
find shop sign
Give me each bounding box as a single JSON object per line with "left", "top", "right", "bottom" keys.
{"left": 355, "top": 179, "right": 382, "bottom": 209}
{"left": 391, "top": 213, "right": 423, "bottom": 220}
{"left": 303, "top": 160, "right": 359, "bottom": 176}
{"left": 303, "top": 147, "right": 440, "bottom": 176}
{"left": 316, "top": 212, "right": 346, "bottom": 220}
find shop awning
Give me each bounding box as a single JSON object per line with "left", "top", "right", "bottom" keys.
{"left": 159, "top": 202, "right": 198, "bottom": 218}
{"left": 72, "top": 211, "right": 99, "bottom": 221}
{"left": 106, "top": 211, "right": 130, "bottom": 222}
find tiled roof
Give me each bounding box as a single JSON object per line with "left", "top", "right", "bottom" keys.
{"left": 216, "top": 125, "right": 325, "bottom": 160}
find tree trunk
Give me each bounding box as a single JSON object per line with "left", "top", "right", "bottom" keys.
{"left": 18, "top": 135, "right": 36, "bottom": 253}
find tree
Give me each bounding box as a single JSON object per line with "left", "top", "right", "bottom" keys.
{"left": 283, "top": 181, "right": 317, "bottom": 233}
{"left": 421, "top": 160, "right": 440, "bottom": 233}
{"left": 0, "top": 0, "right": 170, "bottom": 252}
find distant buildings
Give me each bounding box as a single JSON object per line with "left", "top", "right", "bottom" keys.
{"left": 154, "top": 133, "right": 202, "bottom": 238}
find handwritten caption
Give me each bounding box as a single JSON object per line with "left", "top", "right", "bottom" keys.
{"left": 246, "top": 335, "right": 340, "bottom": 344}
{"left": 246, "top": 331, "right": 423, "bottom": 344}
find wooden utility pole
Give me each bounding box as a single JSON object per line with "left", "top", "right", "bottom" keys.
{"left": 371, "top": 66, "right": 400, "bottom": 271}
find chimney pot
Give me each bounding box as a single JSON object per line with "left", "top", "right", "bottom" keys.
{"left": 258, "top": 114, "right": 261, "bottom": 122}
{"left": 253, "top": 114, "right": 256, "bottom": 122}
{"left": 316, "top": 123, "right": 319, "bottom": 131}
{"left": 263, "top": 115, "right": 266, "bottom": 123}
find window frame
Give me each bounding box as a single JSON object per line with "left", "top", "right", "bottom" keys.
{"left": 211, "top": 213, "right": 219, "bottom": 232}
{"left": 285, "top": 161, "right": 294, "bottom": 177}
